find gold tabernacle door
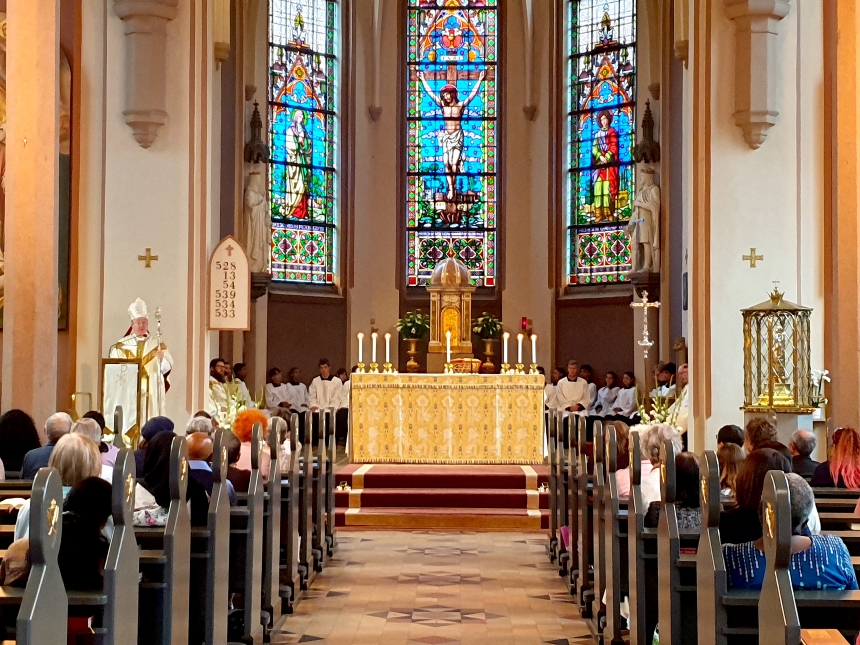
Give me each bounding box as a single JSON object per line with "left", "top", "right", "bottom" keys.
{"left": 349, "top": 373, "right": 545, "bottom": 464}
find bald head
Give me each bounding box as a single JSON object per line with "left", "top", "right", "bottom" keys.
{"left": 45, "top": 412, "right": 73, "bottom": 444}
{"left": 186, "top": 432, "right": 213, "bottom": 461}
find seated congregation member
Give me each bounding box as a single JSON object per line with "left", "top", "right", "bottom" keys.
{"left": 15, "top": 432, "right": 104, "bottom": 540}
{"left": 224, "top": 431, "right": 251, "bottom": 493}
{"left": 724, "top": 473, "right": 858, "bottom": 590}
{"left": 644, "top": 452, "right": 701, "bottom": 530}
{"left": 134, "top": 416, "right": 175, "bottom": 477}
{"left": 744, "top": 417, "right": 778, "bottom": 452}
{"left": 617, "top": 423, "right": 681, "bottom": 502}
{"left": 59, "top": 477, "right": 113, "bottom": 590}
{"left": 20, "top": 411, "right": 72, "bottom": 479}
{"left": 811, "top": 426, "right": 860, "bottom": 488}
{"left": 606, "top": 371, "right": 640, "bottom": 425}
{"left": 187, "top": 432, "right": 237, "bottom": 506}
{"left": 579, "top": 364, "right": 598, "bottom": 412}
{"left": 72, "top": 418, "right": 114, "bottom": 480}
{"left": 136, "top": 431, "right": 208, "bottom": 527}
{"left": 0, "top": 409, "right": 43, "bottom": 477}
{"left": 186, "top": 414, "right": 214, "bottom": 437}
{"left": 789, "top": 429, "right": 819, "bottom": 480}
{"left": 720, "top": 448, "right": 792, "bottom": 545}
{"left": 592, "top": 371, "right": 620, "bottom": 417}
{"left": 717, "top": 424, "right": 744, "bottom": 449}
{"left": 233, "top": 409, "right": 271, "bottom": 479}
{"left": 233, "top": 362, "right": 255, "bottom": 408}
{"left": 83, "top": 410, "right": 119, "bottom": 467}
{"left": 718, "top": 443, "right": 745, "bottom": 498}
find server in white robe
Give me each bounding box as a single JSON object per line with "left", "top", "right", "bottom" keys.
{"left": 592, "top": 371, "right": 621, "bottom": 417}
{"left": 606, "top": 371, "right": 640, "bottom": 424}
{"left": 309, "top": 358, "right": 343, "bottom": 444}
{"left": 555, "top": 361, "right": 592, "bottom": 414}
{"left": 335, "top": 367, "right": 352, "bottom": 447}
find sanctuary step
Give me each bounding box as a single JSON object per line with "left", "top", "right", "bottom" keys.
{"left": 334, "top": 463, "right": 550, "bottom": 530}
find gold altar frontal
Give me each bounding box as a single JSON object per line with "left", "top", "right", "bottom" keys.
{"left": 349, "top": 373, "right": 545, "bottom": 465}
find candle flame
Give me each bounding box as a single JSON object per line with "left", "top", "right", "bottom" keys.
{"left": 384, "top": 332, "right": 391, "bottom": 340}
{"left": 531, "top": 334, "right": 537, "bottom": 341}
{"left": 357, "top": 332, "right": 364, "bottom": 340}
{"left": 371, "top": 332, "right": 378, "bottom": 339}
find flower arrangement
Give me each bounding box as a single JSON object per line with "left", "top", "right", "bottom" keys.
{"left": 211, "top": 380, "right": 263, "bottom": 432}
{"left": 472, "top": 312, "right": 503, "bottom": 340}
{"left": 636, "top": 378, "right": 680, "bottom": 427}
{"left": 811, "top": 368, "right": 830, "bottom": 407}
{"left": 396, "top": 309, "right": 431, "bottom": 340}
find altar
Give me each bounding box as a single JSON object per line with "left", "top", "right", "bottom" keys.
{"left": 349, "top": 373, "right": 545, "bottom": 464}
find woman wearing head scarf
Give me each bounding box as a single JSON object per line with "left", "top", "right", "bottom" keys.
{"left": 134, "top": 416, "right": 175, "bottom": 477}
{"left": 135, "top": 432, "right": 208, "bottom": 527}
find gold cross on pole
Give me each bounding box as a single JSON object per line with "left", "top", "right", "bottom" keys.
{"left": 138, "top": 248, "right": 159, "bottom": 268}
{"left": 743, "top": 248, "right": 764, "bottom": 268}
{"left": 630, "top": 290, "right": 661, "bottom": 359}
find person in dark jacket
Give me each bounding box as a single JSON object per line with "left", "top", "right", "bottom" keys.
{"left": 789, "top": 429, "right": 820, "bottom": 481}
{"left": 20, "top": 412, "right": 73, "bottom": 479}
{"left": 134, "top": 416, "right": 175, "bottom": 477}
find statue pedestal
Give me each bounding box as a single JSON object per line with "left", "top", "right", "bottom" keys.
{"left": 427, "top": 352, "right": 474, "bottom": 374}
{"left": 743, "top": 411, "right": 813, "bottom": 445}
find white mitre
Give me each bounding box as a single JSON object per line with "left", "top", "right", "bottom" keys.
{"left": 128, "top": 298, "right": 149, "bottom": 321}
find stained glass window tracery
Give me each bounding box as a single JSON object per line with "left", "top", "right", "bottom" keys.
{"left": 269, "top": 0, "right": 339, "bottom": 284}
{"left": 406, "top": 0, "right": 498, "bottom": 287}
{"left": 567, "top": 0, "right": 636, "bottom": 285}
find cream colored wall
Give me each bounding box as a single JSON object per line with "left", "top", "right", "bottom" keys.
{"left": 686, "top": 1, "right": 825, "bottom": 448}
{"left": 75, "top": 0, "right": 221, "bottom": 423}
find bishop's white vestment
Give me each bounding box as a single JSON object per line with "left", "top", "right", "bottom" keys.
{"left": 108, "top": 333, "right": 173, "bottom": 425}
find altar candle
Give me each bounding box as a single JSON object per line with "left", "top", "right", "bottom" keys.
{"left": 517, "top": 333, "right": 524, "bottom": 364}
{"left": 531, "top": 334, "right": 537, "bottom": 364}
{"left": 446, "top": 331, "right": 452, "bottom": 363}
{"left": 357, "top": 333, "right": 364, "bottom": 363}
{"left": 371, "top": 332, "right": 378, "bottom": 363}
{"left": 384, "top": 333, "right": 391, "bottom": 363}
{"left": 503, "top": 332, "right": 510, "bottom": 364}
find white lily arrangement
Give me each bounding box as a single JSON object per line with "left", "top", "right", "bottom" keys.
{"left": 210, "top": 380, "right": 264, "bottom": 432}
{"left": 810, "top": 368, "right": 830, "bottom": 407}
{"left": 636, "top": 378, "right": 680, "bottom": 427}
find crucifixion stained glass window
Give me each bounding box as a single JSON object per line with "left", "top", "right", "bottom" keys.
{"left": 269, "top": 0, "right": 338, "bottom": 284}
{"left": 567, "top": 0, "right": 636, "bottom": 285}
{"left": 406, "top": 0, "right": 498, "bottom": 287}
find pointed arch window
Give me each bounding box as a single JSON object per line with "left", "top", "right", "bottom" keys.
{"left": 269, "top": 0, "right": 339, "bottom": 284}
{"left": 567, "top": 0, "right": 637, "bottom": 285}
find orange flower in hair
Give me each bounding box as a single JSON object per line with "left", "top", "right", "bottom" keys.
{"left": 233, "top": 409, "right": 268, "bottom": 443}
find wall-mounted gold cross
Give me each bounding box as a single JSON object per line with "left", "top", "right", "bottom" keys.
{"left": 742, "top": 248, "right": 763, "bottom": 268}
{"left": 138, "top": 248, "right": 159, "bottom": 268}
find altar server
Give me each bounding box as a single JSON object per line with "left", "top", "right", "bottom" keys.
{"left": 555, "top": 360, "right": 591, "bottom": 414}
{"left": 284, "top": 368, "right": 310, "bottom": 412}
{"left": 607, "top": 371, "right": 640, "bottom": 424}
{"left": 579, "top": 364, "right": 599, "bottom": 412}
{"left": 309, "top": 358, "right": 343, "bottom": 412}
{"left": 593, "top": 371, "right": 621, "bottom": 417}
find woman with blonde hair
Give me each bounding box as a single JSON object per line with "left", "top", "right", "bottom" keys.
{"left": 717, "top": 443, "right": 745, "bottom": 498}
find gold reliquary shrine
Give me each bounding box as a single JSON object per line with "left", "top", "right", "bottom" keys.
{"left": 741, "top": 287, "right": 814, "bottom": 413}
{"left": 427, "top": 252, "right": 474, "bottom": 354}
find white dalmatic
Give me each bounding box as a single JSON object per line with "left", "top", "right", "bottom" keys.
{"left": 109, "top": 333, "right": 173, "bottom": 423}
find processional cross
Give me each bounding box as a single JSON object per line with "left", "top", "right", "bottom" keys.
{"left": 630, "top": 290, "right": 661, "bottom": 359}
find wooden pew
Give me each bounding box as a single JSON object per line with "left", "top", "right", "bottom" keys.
{"left": 0, "top": 467, "right": 67, "bottom": 644}
{"left": 760, "top": 471, "right": 860, "bottom": 645}
{"left": 279, "top": 412, "right": 302, "bottom": 612}
{"left": 603, "top": 424, "right": 628, "bottom": 645}
{"left": 312, "top": 412, "right": 328, "bottom": 571}
{"left": 188, "top": 429, "right": 230, "bottom": 644}
{"left": 547, "top": 409, "right": 559, "bottom": 563}
{"left": 589, "top": 421, "right": 606, "bottom": 627}
{"left": 565, "top": 412, "right": 580, "bottom": 592}
{"left": 324, "top": 409, "right": 338, "bottom": 557}
{"left": 576, "top": 415, "right": 595, "bottom": 613}
{"left": 297, "top": 411, "right": 315, "bottom": 590}
{"left": 556, "top": 411, "right": 571, "bottom": 577}
{"left": 229, "top": 421, "right": 265, "bottom": 642}
{"left": 136, "top": 436, "right": 191, "bottom": 645}
{"left": 657, "top": 437, "right": 698, "bottom": 645}
{"left": 262, "top": 417, "right": 284, "bottom": 633}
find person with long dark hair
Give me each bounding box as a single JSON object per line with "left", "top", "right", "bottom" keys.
{"left": 720, "top": 448, "right": 791, "bottom": 544}
{"left": 0, "top": 409, "right": 41, "bottom": 476}
{"left": 59, "top": 477, "right": 113, "bottom": 590}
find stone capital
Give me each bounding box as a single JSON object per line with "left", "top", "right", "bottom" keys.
{"left": 723, "top": 0, "right": 791, "bottom": 149}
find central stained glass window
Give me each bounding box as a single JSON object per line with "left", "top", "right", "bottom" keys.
{"left": 567, "top": 0, "right": 636, "bottom": 285}
{"left": 406, "top": 0, "right": 498, "bottom": 287}
{"left": 269, "top": 0, "right": 338, "bottom": 284}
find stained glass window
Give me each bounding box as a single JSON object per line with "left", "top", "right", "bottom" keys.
{"left": 567, "top": 0, "right": 636, "bottom": 285}
{"left": 406, "top": 0, "right": 498, "bottom": 287}
{"left": 269, "top": 0, "right": 338, "bottom": 284}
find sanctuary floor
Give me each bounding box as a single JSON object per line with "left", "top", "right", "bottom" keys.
{"left": 271, "top": 530, "right": 588, "bottom": 644}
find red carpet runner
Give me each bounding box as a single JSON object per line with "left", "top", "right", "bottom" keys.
{"left": 334, "top": 464, "right": 550, "bottom": 530}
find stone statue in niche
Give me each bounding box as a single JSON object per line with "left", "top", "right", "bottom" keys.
{"left": 244, "top": 171, "right": 270, "bottom": 274}
{"left": 626, "top": 166, "right": 661, "bottom": 274}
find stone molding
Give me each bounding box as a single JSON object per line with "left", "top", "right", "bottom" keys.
{"left": 723, "top": 0, "right": 791, "bottom": 149}
{"left": 113, "top": 0, "right": 179, "bottom": 148}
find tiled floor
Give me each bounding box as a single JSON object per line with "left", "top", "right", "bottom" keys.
{"left": 271, "top": 531, "right": 590, "bottom": 645}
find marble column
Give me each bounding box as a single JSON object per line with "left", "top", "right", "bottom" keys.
{"left": 2, "top": 0, "right": 61, "bottom": 431}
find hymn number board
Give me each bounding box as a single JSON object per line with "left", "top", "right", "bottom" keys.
{"left": 208, "top": 236, "right": 251, "bottom": 331}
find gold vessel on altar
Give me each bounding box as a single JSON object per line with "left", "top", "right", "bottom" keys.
{"left": 741, "top": 287, "right": 815, "bottom": 413}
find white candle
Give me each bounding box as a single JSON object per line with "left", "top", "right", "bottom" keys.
{"left": 385, "top": 333, "right": 391, "bottom": 363}
{"left": 517, "top": 333, "right": 524, "bottom": 364}
{"left": 446, "top": 330, "right": 452, "bottom": 363}
{"left": 371, "top": 332, "right": 378, "bottom": 363}
{"left": 357, "top": 332, "right": 364, "bottom": 363}
{"left": 503, "top": 332, "right": 510, "bottom": 364}
{"left": 531, "top": 334, "right": 537, "bottom": 364}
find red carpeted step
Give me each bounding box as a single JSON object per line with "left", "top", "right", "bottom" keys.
{"left": 334, "top": 464, "right": 549, "bottom": 490}
{"left": 336, "top": 487, "right": 549, "bottom": 510}
{"left": 336, "top": 506, "right": 547, "bottom": 530}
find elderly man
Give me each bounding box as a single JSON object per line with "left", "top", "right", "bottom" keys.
{"left": 187, "top": 432, "right": 237, "bottom": 505}
{"left": 20, "top": 412, "right": 73, "bottom": 479}
{"left": 790, "top": 429, "right": 820, "bottom": 480}
{"left": 71, "top": 418, "right": 114, "bottom": 480}
{"left": 186, "top": 415, "right": 214, "bottom": 436}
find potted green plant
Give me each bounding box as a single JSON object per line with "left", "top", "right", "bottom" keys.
{"left": 396, "top": 310, "right": 430, "bottom": 372}
{"left": 472, "top": 312, "right": 503, "bottom": 373}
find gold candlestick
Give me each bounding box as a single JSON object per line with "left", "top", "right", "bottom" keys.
{"left": 369, "top": 362, "right": 379, "bottom": 374}
{"left": 529, "top": 363, "right": 539, "bottom": 374}
{"left": 501, "top": 363, "right": 511, "bottom": 374}
{"left": 515, "top": 363, "right": 525, "bottom": 374}
{"left": 356, "top": 362, "right": 366, "bottom": 373}
{"left": 444, "top": 363, "right": 454, "bottom": 374}
{"left": 382, "top": 362, "right": 393, "bottom": 374}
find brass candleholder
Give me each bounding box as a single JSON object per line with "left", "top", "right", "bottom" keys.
{"left": 444, "top": 363, "right": 454, "bottom": 374}
{"left": 382, "top": 362, "right": 393, "bottom": 374}
{"left": 369, "top": 362, "right": 379, "bottom": 373}
{"left": 500, "top": 363, "right": 511, "bottom": 374}
{"left": 529, "top": 363, "right": 539, "bottom": 374}
{"left": 357, "top": 362, "right": 366, "bottom": 373}
{"left": 515, "top": 363, "right": 525, "bottom": 374}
